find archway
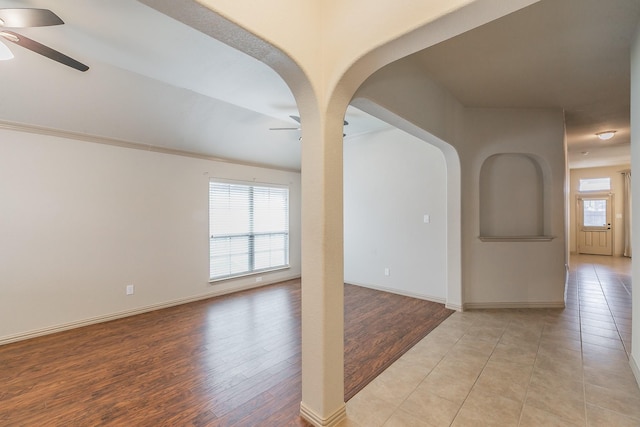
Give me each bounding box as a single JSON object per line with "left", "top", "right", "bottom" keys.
{"left": 137, "top": 2, "right": 545, "bottom": 425}
{"left": 351, "top": 99, "right": 462, "bottom": 309}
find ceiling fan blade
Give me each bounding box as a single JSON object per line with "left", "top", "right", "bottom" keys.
{"left": 0, "top": 31, "right": 89, "bottom": 72}
{"left": 0, "top": 39, "right": 13, "bottom": 59}
{"left": 0, "top": 9, "right": 64, "bottom": 28}
{"left": 288, "top": 115, "right": 348, "bottom": 126}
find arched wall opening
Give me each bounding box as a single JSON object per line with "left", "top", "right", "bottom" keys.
{"left": 343, "top": 113, "right": 448, "bottom": 303}
{"left": 351, "top": 98, "right": 462, "bottom": 310}
{"left": 136, "top": 2, "right": 556, "bottom": 423}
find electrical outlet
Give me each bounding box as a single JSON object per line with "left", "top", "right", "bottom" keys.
{"left": 126, "top": 284, "right": 134, "bottom": 295}
{"left": 384, "top": 268, "right": 390, "bottom": 276}
{"left": 256, "top": 276, "right": 263, "bottom": 283}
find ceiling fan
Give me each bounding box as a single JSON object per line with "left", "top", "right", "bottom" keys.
{"left": 270, "top": 115, "right": 349, "bottom": 137}
{"left": 0, "top": 8, "right": 89, "bottom": 72}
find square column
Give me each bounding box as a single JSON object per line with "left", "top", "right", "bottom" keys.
{"left": 299, "top": 119, "right": 346, "bottom": 426}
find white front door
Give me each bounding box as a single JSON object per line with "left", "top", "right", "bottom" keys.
{"left": 577, "top": 194, "right": 613, "bottom": 256}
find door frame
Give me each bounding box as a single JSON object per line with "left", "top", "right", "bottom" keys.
{"left": 576, "top": 192, "right": 614, "bottom": 255}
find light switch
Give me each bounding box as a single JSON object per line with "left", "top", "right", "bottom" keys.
{"left": 423, "top": 214, "right": 430, "bottom": 224}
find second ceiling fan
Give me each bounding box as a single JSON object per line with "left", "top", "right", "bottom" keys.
{"left": 0, "top": 8, "right": 89, "bottom": 72}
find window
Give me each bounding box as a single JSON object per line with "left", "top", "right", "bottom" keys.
{"left": 209, "top": 180, "right": 289, "bottom": 281}
{"left": 579, "top": 177, "right": 610, "bottom": 192}
{"left": 582, "top": 198, "right": 608, "bottom": 227}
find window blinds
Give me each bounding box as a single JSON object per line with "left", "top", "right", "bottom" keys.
{"left": 209, "top": 181, "right": 289, "bottom": 280}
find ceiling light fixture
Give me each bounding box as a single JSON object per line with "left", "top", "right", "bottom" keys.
{"left": 596, "top": 130, "right": 616, "bottom": 140}
{"left": 0, "top": 39, "right": 13, "bottom": 60}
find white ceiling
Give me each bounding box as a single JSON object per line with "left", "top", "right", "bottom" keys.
{"left": 411, "top": 0, "right": 640, "bottom": 168}
{"left": 0, "top": 0, "right": 303, "bottom": 170}
{"left": 0, "top": 0, "right": 637, "bottom": 170}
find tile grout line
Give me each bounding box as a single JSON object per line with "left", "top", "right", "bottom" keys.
{"left": 516, "top": 307, "right": 546, "bottom": 427}
{"left": 578, "top": 264, "right": 590, "bottom": 427}
{"left": 446, "top": 316, "right": 505, "bottom": 426}
{"left": 377, "top": 319, "right": 470, "bottom": 427}
{"left": 592, "top": 263, "right": 630, "bottom": 358}
{"left": 579, "top": 259, "right": 639, "bottom": 423}
{"left": 387, "top": 314, "right": 507, "bottom": 426}
{"left": 437, "top": 319, "right": 485, "bottom": 426}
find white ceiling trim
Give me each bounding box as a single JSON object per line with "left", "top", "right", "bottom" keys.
{"left": 0, "top": 119, "right": 301, "bottom": 173}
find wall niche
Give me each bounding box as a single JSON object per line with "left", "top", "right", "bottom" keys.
{"left": 479, "top": 153, "right": 552, "bottom": 241}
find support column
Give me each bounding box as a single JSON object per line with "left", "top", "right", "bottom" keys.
{"left": 299, "top": 113, "right": 346, "bottom": 426}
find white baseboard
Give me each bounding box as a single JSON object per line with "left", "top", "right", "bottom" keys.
{"left": 463, "top": 300, "right": 566, "bottom": 310}
{"left": 631, "top": 354, "right": 640, "bottom": 389}
{"left": 300, "top": 402, "right": 346, "bottom": 427}
{"left": 0, "top": 275, "right": 300, "bottom": 346}
{"left": 345, "top": 281, "right": 446, "bottom": 305}
{"left": 446, "top": 302, "right": 463, "bottom": 311}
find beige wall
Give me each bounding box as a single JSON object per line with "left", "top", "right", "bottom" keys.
{"left": 344, "top": 127, "right": 448, "bottom": 302}
{"left": 569, "top": 165, "right": 630, "bottom": 256}
{"left": 0, "top": 128, "right": 302, "bottom": 344}
{"left": 460, "top": 108, "right": 567, "bottom": 307}
{"left": 357, "top": 64, "right": 567, "bottom": 308}
{"left": 629, "top": 22, "right": 640, "bottom": 385}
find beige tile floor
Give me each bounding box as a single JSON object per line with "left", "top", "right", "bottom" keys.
{"left": 340, "top": 254, "right": 638, "bottom": 426}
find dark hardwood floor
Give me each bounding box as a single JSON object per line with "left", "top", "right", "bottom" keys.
{"left": 0, "top": 280, "right": 452, "bottom": 426}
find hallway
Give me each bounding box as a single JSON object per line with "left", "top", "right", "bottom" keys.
{"left": 342, "top": 255, "right": 638, "bottom": 426}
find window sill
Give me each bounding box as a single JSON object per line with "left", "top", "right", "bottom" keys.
{"left": 478, "top": 236, "right": 556, "bottom": 242}
{"left": 209, "top": 266, "right": 290, "bottom": 284}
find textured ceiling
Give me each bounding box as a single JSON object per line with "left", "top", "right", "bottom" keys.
{"left": 411, "top": 0, "right": 640, "bottom": 168}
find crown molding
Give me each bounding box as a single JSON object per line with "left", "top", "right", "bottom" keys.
{"left": 0, "top": 120, "right": 300, "bottom": 173}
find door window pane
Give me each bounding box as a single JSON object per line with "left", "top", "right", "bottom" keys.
{"left": 583, "top": 199, "right": 607, "bottom": 227}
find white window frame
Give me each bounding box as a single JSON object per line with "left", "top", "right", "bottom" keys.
{"left": 209, "top": 179, "right": 290, "bottom": 282}
{"left": 578, "top": 177, "right": 611, "bottom": 192}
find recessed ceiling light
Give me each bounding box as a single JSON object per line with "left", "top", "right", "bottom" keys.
{"left": 596, "top": 131, "right": 616, "bottom": 140}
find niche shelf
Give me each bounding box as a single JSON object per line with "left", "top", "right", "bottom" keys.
{"left": 478, "top": 235, "right": 555, "bottom": 242}
{"left": 479, "top": 153, "right": 551, "bottom": 241}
